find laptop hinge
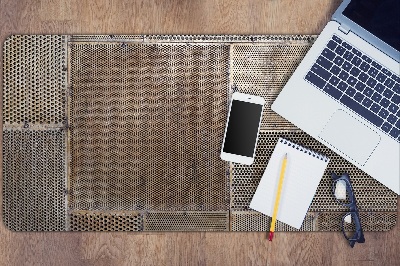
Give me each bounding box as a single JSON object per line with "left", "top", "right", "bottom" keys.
{"left": 338, "top": 24, "right": 350, "bottom": 34}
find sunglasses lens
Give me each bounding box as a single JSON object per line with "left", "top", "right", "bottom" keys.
{"left": 342, "top": 213, "right": 357, "bottom": 240}
{"left": 334, "top": 179, "right": 352, "bottom": 205}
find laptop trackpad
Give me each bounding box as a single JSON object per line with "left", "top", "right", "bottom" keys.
{"left": 319, "top": 109, "right": 380, "bottom": 165}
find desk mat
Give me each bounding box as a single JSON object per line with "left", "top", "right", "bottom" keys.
{"left": 2, "top": 35, "right": 397, "bottom": 231}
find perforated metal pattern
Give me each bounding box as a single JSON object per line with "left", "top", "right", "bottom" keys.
{"left": 231, "top": 211, "right": 396, "bottom": 232}
{"left": 70, "top": 35, "right": 316, "bottom": 43}
{"left": 3, "top": 35, "right": 67, "bottom": 125}
{"left": 231, "top": 211, "right": 316, "bottom": 231}
{"left": 316, "top": 212, "right": 397, "bottom": 232}
{"left": 144, "top": 212, "right": 229, "bottom": 231}
{"left": 231, "top": 43, "right": 313, "bottom": 129}
{"left": 3, "top": 34, "right": 396, "bottom": 232}
{"left": 69, "top": 42, "right": 230, "bottom": 211}
{"left": 231, "top": 130, "right": 398, "bottom": 212}
{"left": 2, "top": 129, "right": 65, "bottom": 231}
{"left": 69, "top": 211, "right": 142, "bottom": 231}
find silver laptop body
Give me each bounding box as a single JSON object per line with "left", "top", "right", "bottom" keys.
{"left": 272, "top": 0, "right": 400, "bottom": 194}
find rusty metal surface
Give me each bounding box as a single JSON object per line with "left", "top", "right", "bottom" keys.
{"left": 2, "top": 35, "right": 67, "bottom": 126}
{"left": 69, "top": 211, "right": 142, "bottom": 231}
{"left": 2, "top": 129, "right": 66, "bottom": 231}
{"left": 230, "top": 43, "right": 313, "bottom": 129}
{"left": 231, "top": 211, "right": 397, "bottom": 232}
{"left": 231, "top": 211, "right": 316, "bottom": 231}
{"left": 69, "top": 42, "right": 230, "bottom": 211}
{"left": 2, "top": 34, "right": 397, "bottom": 231}
{"left": 231, "top": 130, "right": 398, "bottom": 212}
{"left": 144, "top": 211, "right": 229, "bottom": 231}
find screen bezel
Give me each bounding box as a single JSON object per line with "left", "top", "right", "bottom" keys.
{"left": 332, "top": 0, "right": 400, "bottom": 62}
{"left": 220, "top": 92, "right": 265, "bottom": 165}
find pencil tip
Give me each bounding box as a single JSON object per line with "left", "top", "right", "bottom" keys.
{"left": 284, "top": 153, "right": 287, "bottom": 159}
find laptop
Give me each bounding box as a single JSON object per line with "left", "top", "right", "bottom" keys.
{"left": 272, "top": 0, "right": 400, "bottom": 194}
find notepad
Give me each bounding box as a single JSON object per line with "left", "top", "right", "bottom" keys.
{"left": 250, "top": 138, "right": 329, "bottom": 229}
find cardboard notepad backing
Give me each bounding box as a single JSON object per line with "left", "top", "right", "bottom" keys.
{"left": 250, "top": 138, "right": 329, "bottom": 229}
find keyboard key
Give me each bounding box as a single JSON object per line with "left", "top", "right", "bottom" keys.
{"left": 332, "top": 35, "right": 342, "bottom": 43}
{"left": 340, "top": 95, "right": 384, "bottom": 127}
{"left": 389, "top": 127, "right": 400, "bottom": 139}
{"left": 393, "top": 84, "right": 400, "bottom": 94}
{"left": 391, "top": 94, "right": 400, "bottom": 104}
{"left": 335, "top": 46, "right": 346, "bottom": 55}
{"left": 371, "top": 61, "right": 382, "bottom": 70}
{"left": 393, "top": 76, "right": 400, "bottom": 83}
{"left": 354, "top": 92, "right": 365, "bottom": 103}
{"left": 380, "top": 98, "right": 390, "bottom": 108}
{"left": 305, "top": 71, "right": 326, "bottom": 89}
{"left": 337, "top": 81, "right": 348, "bottom": 91}
{"left": 331, "top": 65, "right": 341, "bottom": 75}
{"left": 371, "top": 103, "right": 381, "bottom": 113}
{"left": 355, "top": 81, "right": 366, "bottom": 91}
{"left": 375, "top": 83, "right": 385, "bottom": 93}
{"left": 347, "top": 76, "right": 357, "bottom": 86}
{"left": 350, "top": 67, "right": 361, "bottom": 77}
{"left": 311, "top": 64, "right": 332, "bottom": 81}
{"left": 396, "top": 119, "right": 400, "bottom": 129}
{"left": 381, "top": 122, "right": 392, "bottom": 133}
{"left": 322, "top": 48, "right": 335, "bottom": 60}
{"left": 343, "top": 51, "right": 354, "bottom": 61}
{"left": 352, "top": 48, "right": 361, "bottom": 57}
{"left": 317, "top": 55, "right": 333, "bottom": 70}
{"left": 384, "top": 78, "right": 395, "bottom": 88}
{"left": 329, "top": 76, "right": 340, "bottom": 86}
{"left": 339, "top": 71, "right": 349, "bottom": 81}
{"left": 378, "top": 109, "right": 389, "bottom": 119}
{"left": 324, "top": 84, "right": 343, "bottom": 100}
{"left": 372, "top": 92, "right": 382, "bottom": 102}
{"left": 363, "top": 86, "right": 374, "bottom": 97}
{"left": 342, "top": 61, "right": 352, "bottom": 72}
{"left": 351, "top": 56, "right": 362, "bottom": 66}
{"left": 342, "top": 41, "right": 352, "bottom": 50}
{"left": 376, "top": 73, "right": 387, "bottom": 83}
{"left": 346, "top": 87, "right": 356, "bottom": 97}
{"left": 388, "top": 103, "right": 399, "bottom": 114}
{"left": 387, "top": 114, "right": 397, "bottom": 125}
{"left": 362, "top": 98, "right": 373, "bottom": 108}
{"left": 333, "top": 57, "right": 344, "bottom": 66}
{"left": 359, "top": 73, "right": 368, "bottom": 82}
{"left": 368, "top": 67, "right": 379, "bottom": 77}
{"left": 362, "top": 55, "right": 372, "bottom": 63}
{"left": 383, "top": 89, "right": 394, "bottom": 99}
{"left": 359, "top": 62, "right": 370, "bottom": 72}
{"left": 381, "top": 68, "right": 391, "bottom": 75}
{"left": 366, "top": 78, "right": 377, "bottom": 88}
{"left": 327, "top": 40, "right": 338, "bottom": 50}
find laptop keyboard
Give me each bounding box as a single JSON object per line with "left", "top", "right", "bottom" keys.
{"left": 305, "top": 34, "right": 400, "bottom": 142}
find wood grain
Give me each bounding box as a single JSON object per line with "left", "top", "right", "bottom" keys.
{"left": 0, "top": 0, "right": 398, "bottom": 265}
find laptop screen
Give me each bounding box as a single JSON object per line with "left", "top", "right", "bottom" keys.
{"left": 343, "top": 0, "right": 400, "bottom": 52}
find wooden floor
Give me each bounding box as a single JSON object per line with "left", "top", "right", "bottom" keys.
{"left": 0, "top": 0, "right": 398, "bottom": 265}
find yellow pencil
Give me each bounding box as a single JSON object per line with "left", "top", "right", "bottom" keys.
{"left": 269, "top": 153, "right": 288, "bottom": 241}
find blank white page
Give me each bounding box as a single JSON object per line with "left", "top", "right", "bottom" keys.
{"left": 250, "top": 138, "right": 329, "bottom": 229}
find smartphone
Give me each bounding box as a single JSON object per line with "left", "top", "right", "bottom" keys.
{"left": 220, "top": 92, "right": 265, "bottom": 165}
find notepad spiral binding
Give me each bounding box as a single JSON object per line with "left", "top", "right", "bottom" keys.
{"left": 279, "top": 138, "right": 329, "bottom": 162}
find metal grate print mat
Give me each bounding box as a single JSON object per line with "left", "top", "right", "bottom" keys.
{"left": 2, "top": 35, "right": 397, "bottom": 232}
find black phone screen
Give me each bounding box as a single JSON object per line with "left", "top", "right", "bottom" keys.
{"left": 223, "top": 100, "right": 263, "bottom": 157}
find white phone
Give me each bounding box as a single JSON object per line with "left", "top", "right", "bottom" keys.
{"left": 220, "top": 92, "right": 265, "bottom": 165}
